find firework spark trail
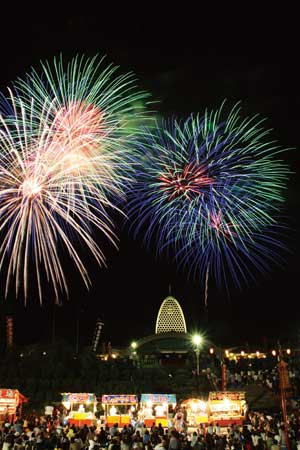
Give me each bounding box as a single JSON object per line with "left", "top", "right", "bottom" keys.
{"left": 158, "top": 161, "right": 214, "bottom": 201}
{"left": 205, "top": 264, "right": 209, "bottom": 308}
{"left": 168, "top": 195, "right": 288, "bottom": 291}
{"left": 14, "top": 53, "right": 151, "bottom": 156}
{"left": 0, "top": 54, "right": 152, "bottom": 303}
{"left": 8, "top": 55, "right": 153, "bottom": 224}
{"left": 0, "top": 93, "right": 122, "bottom": 303}
{"left": 125, "top": 103, "right": 291, "bottom": 295}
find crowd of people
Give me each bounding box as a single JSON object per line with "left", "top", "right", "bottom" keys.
{"left": 205, "top": 356, "right": 300, "bottom": 401}
{"left": 2, "top": 353, "right": 300, "bottom": 450}
{"left": 1, "top": 408, "right": 300, "bottom": 450}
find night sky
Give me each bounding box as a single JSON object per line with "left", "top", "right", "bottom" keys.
{"left": 0, "top": 12, "right": 299, "bottom": 350}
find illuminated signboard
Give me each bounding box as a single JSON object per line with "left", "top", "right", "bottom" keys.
{"left": 140, "top": 394, "right": 176, "bottom": 404}
{"left": 0, "top": 390, "right": 20, "bottom": 415}
{"left": 209, "top": 402, "right": 240, "bottom": 412}
{"left": 101, "top": 395, "right": 138, "bottom": 404}
{"left": 0, "top": 389, "right": 18, "bottom": 402}
{"left": 208, "top": 391, "right": 245, "bottom": 401}
{"left": 61, "top": 393, "right": 96, "bottom": 403}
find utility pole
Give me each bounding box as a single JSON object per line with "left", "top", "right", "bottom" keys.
{"left": 75, "top": 304, "right": 80, "bottom": 354}
{"left": 52, "top": 303, "right": 56, "bottom": 344}
{"left": 277, "top": 341, "right": 290, "bottom": 450}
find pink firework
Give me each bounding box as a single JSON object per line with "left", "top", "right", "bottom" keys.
{"left": 210, "top": 210, "right": 238, "bottom": 241}
{"left": 53, "top": 100, "right": 105, "bottom": 151}
{"left": 159, "top": 162, "right": 214, "bottom": 200}
{"left": 48, "top": 101, "right": 105, "bottom": 180}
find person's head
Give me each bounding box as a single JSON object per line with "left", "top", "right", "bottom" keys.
{"left": 111, "top": 444, "right": 120, "bottom": 450}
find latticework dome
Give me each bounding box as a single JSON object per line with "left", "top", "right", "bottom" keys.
{"left": 155, "top": 296, "right": 187, "bottom": 334}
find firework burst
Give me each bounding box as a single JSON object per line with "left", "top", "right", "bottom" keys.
{"left": 14, "top": 53, "right": 150, "bottom": 147}
{"left": 0, "top": 55, "right": 153, "bottom": 303}
{"left": 6, "top": 54, "right": 153, "bottom": 217}
{"left": 126, "top": 102, "right": 291, "bottom": 292}
{"left": 0, "top": 92, "right": 121, "bottom": 303}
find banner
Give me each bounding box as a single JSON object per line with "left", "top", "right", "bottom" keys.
{"left": 0, "top": 390, "right": 19, "bottom": 415}
{"left": 221, "top": 364, "right": 227, "bottom": 390}
{"left": 278, "top": 360, "right": 291, "bottom": 397}
{"left": 140, "top": 394, "right": 176, "bottom": 404}
{"left": 102, "top": 394, "right": 138, "bottom": 404}
{"left": 6, "top": 317, "right": 13, "bottom": 348}
{"left": 61, "top": 393, "right": 96, "bottom": 403}
{"left": 208, "top": 391, "right": 245, "bottom": 401}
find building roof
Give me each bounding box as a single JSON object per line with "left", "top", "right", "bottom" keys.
{"left": 135, "top": 332, "right": 192, "bottom": 353}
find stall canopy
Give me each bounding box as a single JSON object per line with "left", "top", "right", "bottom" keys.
{"left": 61, "top": 393, "right": 96, "bottom": 403}
{"left": 208, "top": 391, "right": 245, "bottom": 401}
{"left": 61, "top": 393, "right": 97, "bottom": 426}
{"left": 102, "top": 395, "right": 138, "bottom": 404}
{"left": 180, "top": 398, "right": 208, "bottom": 425}
{"left": 140, "top": 394, "right": 176, "bottom": 403}
{"left": 208, "top": 391, "right": 246, "bottom": 426}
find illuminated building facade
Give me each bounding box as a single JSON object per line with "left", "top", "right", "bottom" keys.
{"left": 130, "top": 295, "right": 211, "bottom": 368}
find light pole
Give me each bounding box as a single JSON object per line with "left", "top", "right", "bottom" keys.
{"left": 192, "top": 334, "right": 203, "bottom": 376}
{"left": 131, "top": 341, "right": 138, "bottom": 365}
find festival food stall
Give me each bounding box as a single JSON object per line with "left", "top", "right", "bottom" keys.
{"left": 139, "top": 393, "right": 176, "bottom": 428}
{"left": 0, "top": 389, "right": 28, "bottom": 423}
{"left": 180, "top": 398, "right": 209, "bottom": 426}
{"left": 207, "top": 391, "right": 246, "bottom": 426}
{"left": 61, "top": 393, "right": 97, "bottom": 426}
{"left": 101, "top": 394, "right": 138, "bottom": 427}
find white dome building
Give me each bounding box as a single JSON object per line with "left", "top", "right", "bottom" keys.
{"left": 130, "top": 295, "right": 196, "bottom": 368}
{"left": 155, "top": 296, "right": 187, "bottom": 334}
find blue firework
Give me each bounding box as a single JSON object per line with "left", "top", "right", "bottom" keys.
{"left": 125, "top": 102, "right": 290, "bottom": 290}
